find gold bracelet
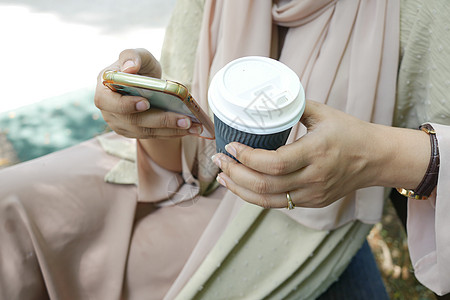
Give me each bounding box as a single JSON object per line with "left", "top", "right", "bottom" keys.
{"left": 396, "top": 187, "right": 428, "bottom": 200}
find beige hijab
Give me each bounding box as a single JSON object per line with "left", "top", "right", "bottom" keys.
{"left": 185, "top": 0, "right": 399, "bottom": 229}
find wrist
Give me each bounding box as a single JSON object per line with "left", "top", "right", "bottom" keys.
{"left": 139, "top": 137, "right": 182, "bottom": 172}
{"left": 396, "top": 124, "right": 440, "bottom": 199}
{"left": 366, "top": 124, "right": 431, "bottom": 190}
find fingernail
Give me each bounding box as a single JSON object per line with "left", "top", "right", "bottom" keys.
{"left": 225, "top": 144, "right": 237, "bottom": 157}
{"left": 189, "top": 126, "right": 202, "bottom": 135}
{"left": 122, "top": 60, "right": 136, "bottom": 72}
{"left": 216, "top": 174, "right": 227, "bottom": 187}
{"left": 177, "top": 118, "right": 191, "bottom": 129}
{"left": 136, "top": 100, "right": 150, "bottom": 111}
{"left": 211, "top": 154, "right": 221, "bottom": 168}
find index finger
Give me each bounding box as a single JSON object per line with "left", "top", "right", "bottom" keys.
{"left": 225, "top": 140, "right": 310, "bottom": 176}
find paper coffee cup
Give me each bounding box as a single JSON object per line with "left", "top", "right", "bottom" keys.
{"left": 208, "top": 56, "right": 305, "bottom": 158}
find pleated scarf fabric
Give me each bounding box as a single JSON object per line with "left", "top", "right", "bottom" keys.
{"left": 188, "top": 0, "right": 399, "bottom": 229}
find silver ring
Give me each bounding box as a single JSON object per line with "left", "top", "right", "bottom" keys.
{"left": 286, "top": 192, "right": 295, "bottom": 210}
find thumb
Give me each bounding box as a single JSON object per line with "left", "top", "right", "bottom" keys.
{"left": 118, "top": 49, "right": 142, "bottom": 74}
{"left": 119, "top": 48, "right": 162, "bottom": 78}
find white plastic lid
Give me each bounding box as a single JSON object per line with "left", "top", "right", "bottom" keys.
{"left": 208, "top": 56, "right": 305, "bottom": 134}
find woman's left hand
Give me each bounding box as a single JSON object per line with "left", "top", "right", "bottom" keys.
{"left": 211, "top": 100, "right": 430, "bottom": 209}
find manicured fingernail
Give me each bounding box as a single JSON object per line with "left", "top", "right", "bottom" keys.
{"left": 122, "top": 60, "right": 136, "bottom": 71}
{"left": 211, "top": 154, "right": 222, "bottom": 168}
{"left": 216, "top": 174, "right": 227, "bottom": 187}
{"left": 225, "top": 144, "right": 237, "bottom": 157}
{"left": 189, "top": 126, "right": 202, "bottom": 135}
{"left": 177, "top": 118, "right": 191, "bottom": 128}
{"left": 136, "top": 100, "right": 150, "bottom": 111}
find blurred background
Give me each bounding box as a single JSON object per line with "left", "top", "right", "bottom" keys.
{"left": 0, "top": 0, "right": 176, "bottom": 163}
{"left": 0, "top": 1, "right": 438, "bottom": 299}
{"left": 0, "top": 0, "right": 175, "bottom": 113}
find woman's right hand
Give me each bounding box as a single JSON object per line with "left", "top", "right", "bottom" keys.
{"left": 94, "top": 48, "right": 202, "bottom": 139}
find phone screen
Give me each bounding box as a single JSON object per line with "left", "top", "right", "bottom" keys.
{"left": 111, "top": 84, "right": 201, "bottom": 123}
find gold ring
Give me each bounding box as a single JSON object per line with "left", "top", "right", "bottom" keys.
{"left": 286, "top": 192, "right": 295, "bottom": 210}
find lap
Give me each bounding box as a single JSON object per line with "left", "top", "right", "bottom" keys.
{"left": 0, "top": 135, "right": 138, "bottom": 298}
{"left": 0, "top": 134, "right": 221, "bottom": 299}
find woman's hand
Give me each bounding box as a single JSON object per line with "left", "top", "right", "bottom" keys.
{"left": 94, "top": 48, "right": 201, "bottom": 172}
{"left": 94, "top": 48, "right": 201, "bottom": 139}
{"left": 211, "top": 100, "right": 431, "bottom": 208}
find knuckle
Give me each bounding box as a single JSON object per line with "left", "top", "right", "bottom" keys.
{"left": 158, "top": 113, "right": 172, "bottom": 128}
{"left": 119, "top": 99, "right": 133, "bottom": 114}
{"left": 257, "top": 195, "right": 273, "bottom": 209}
{"left": 268, "top": 156, "right": 289, "bottom": 175}
{"left": 317, "top": 174, "right": 332, "bottom": 187}
{"left": 140, "top": 127, "right": 157, "bottom": 138}
{"left": 251, "top": 177, "right": 271, "bottom": 194}
{"left": 226, "top": 163, "right": 240, "bottom": 180}
{"left": 308, "top": 165, "right": 329, "bottom": 184}
{"left": 126, "top": 113, "right": 141, "bottom": 126}
{"left": 313, "top": 174, "right": 328, "bottom": 185}
{"left": 310, "top": 191, "right": 330, "bottom": 208}
{"left": 237, "top": 148, "right": 254, "bottom": 163}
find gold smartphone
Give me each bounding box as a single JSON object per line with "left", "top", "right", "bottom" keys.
{"left": 102, "top": 70, "right": 215, "bottom": 139}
